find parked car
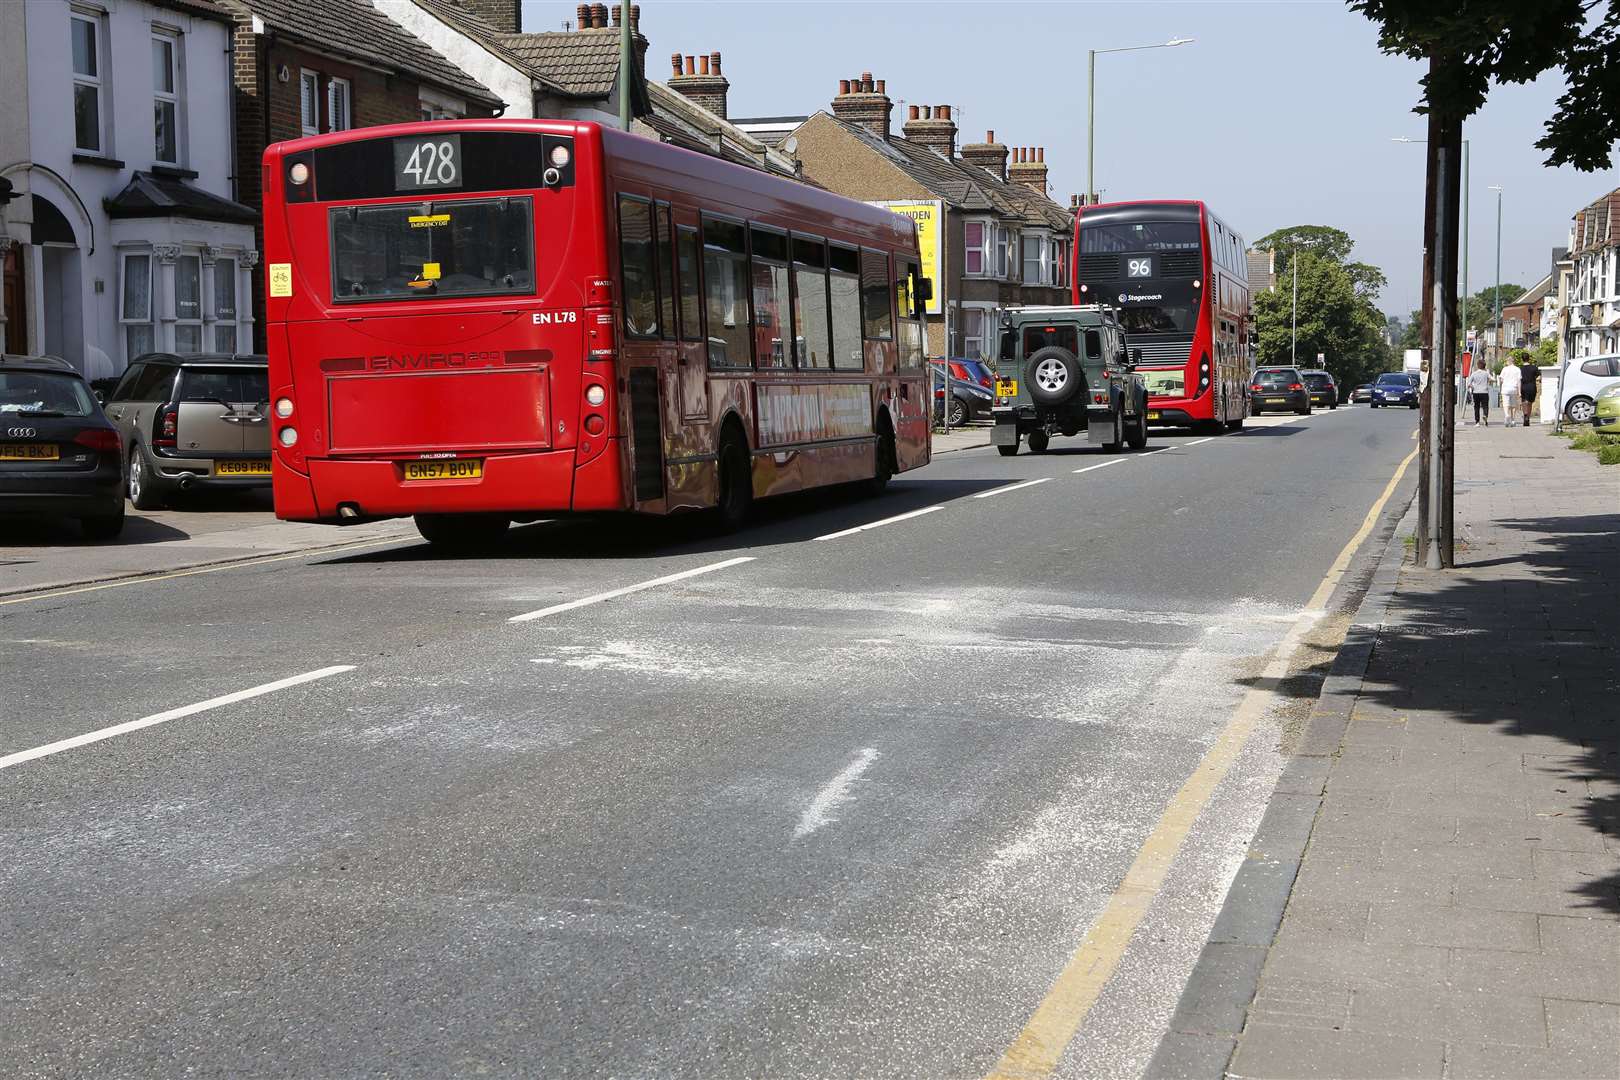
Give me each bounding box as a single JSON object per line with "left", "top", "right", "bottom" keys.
{"left": 104, "top": 353, "right": 271, "bottom": 510}
{"left": 0, "top": 354, "right": 126, "bottom": 539}
{"left": 952, "top": 359, "right": 996, "bottom": 390}
{"left": 1300, "top": 369, "right": 1339, "bottom": 409}
{"left": 930, "top": 364, "right": 994, "bottom": 425}
{"left": 1350, "top": 383, "right": 1374, "bottom": 404}
{"left": 1591, "top": 381, "right": 1620, "bottom": 433}
{"left": 1558, "top": 355, "right": 1620, "bottom": 424}
{"left": 1248, "top": 367, "right": 1312, "bottom": 416}
{"left": 1369, "top": 371, "right": 1419, "bottom": 409}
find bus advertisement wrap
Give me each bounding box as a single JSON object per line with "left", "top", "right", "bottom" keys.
{"left": 872, "top": 201, "right": 942, "bottom": 315}
{"left": 756, "top": 384, "right": 873, "bottom": 447}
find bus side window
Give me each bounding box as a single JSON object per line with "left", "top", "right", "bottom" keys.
{"left": 828, "top": 243, "right": 862, "bottom": 370}
{"left": 1084, "top": 328, "right": 1103, "bottom": 360}
{"left": 702, "top": 216, "right": 751, "bottom": 368}
{"left": 859, "top": 249, "right": 892, "bottom": 342}
{"left": 896, "top": 258, "right": 923, "bottom": 369}
{"left": 750, "top": 226, "right": 791, "bottom": 369}
{"left": 655, "top": 203, "right": 676, "bottom": 341}
{"left": 616, "top": 194, "right": 659, "bottom": 338}
{"left": 676, "top": 225, "right": 702, "bottom": 343}
{"left": 791, "top": 235, "right": 831, "bottom": 369}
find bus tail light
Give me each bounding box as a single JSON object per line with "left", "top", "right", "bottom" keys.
{"left": 154, "top": 407, "right": 178, "bottom": 450}
{"left": 1198, "top": 353, "right": 1211, "bottom": 395}
{"left": 278, "top": 427, "right": 299, "bottom": 448}
{"left": 584, "top": 414, "right": 606, "bottom": 436}
{"left": 585, "top": 384, "right": 606, "bottom": 407}
{"left": 274, "top": 397, "right": 295, "bottom": 418}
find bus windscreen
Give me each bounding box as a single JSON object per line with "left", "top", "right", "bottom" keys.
{"left": 329, "top": 197, "right": 534, "bottom": 302}
{"left": 1079, "top": 221, "right": 1201, "bottom": 254}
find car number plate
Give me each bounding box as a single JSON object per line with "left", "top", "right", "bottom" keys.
{"left": 995, "top": 378, "right": 1018, "bottom": 398}
{"left": 0, "top": 443, "right": 58, "bottom": 461}
{"left": 1266, "top": 397, "right": 1285, "bottom": 404}
{"left": 1146, "top": 410, "right": 1161, "bottom": 420}
{"left": 216, "top": 459, "right": 271, "bottom": 475}
{"left": 403, "top": 458, "right": 483, "bottom": 481}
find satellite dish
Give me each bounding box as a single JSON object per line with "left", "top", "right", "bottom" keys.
{"left": 782, "top": 135, "right": 798, "bottom": 155}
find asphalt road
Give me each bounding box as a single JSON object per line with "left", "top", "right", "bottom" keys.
{"left": 1, "top": 405, "right": 1418, "bottom": 1079}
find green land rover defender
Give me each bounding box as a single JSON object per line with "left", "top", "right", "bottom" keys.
{"left": 989, "top": 305, "right": 1149, "bottom": 457}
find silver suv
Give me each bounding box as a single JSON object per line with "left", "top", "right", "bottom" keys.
{"left": 104, "top": 354, "right": 270, "bottom": 509}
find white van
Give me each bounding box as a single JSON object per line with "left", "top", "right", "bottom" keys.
{"left": 1559, "top": 355, "right": 1620, "bottom": 423}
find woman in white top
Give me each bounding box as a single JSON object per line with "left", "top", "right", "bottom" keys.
{"left": 1466, "top": 364, "right": 1493, "bottom": 425}
{"left": 1498, "top": 359, "right": 1523, "bottom": 425}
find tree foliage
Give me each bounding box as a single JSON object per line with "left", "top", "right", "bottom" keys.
{"left": 1350, "top": 0, "right": 1620, "bottom": 170}
{"left": 1252, "top": 233, "right": 1390, "bottom": 391}
{"left": 1460, "top": 284, "right": 1527, "bottom": 334}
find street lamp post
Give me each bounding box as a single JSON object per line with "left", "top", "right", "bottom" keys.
{"left": 1393, "top": 135, "right": 1471, "bottom": 357}
{"left": 1490, "top": 185, "right": 1503, "bottom": 367}
{"left": 1087, "top": 37, "right": 1192, "bottom": 203}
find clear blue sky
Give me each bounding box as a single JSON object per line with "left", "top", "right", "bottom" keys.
{"left": 520, "top": 0, "right": 1620, "bottom": 319}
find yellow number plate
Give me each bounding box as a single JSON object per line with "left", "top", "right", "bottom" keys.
{"left": 403, "top": 458, "right": 483, "bottom": 481}
{"left": 0, "top": 443, "right": 58, "bottom": 461}
{"left": 216, "top": 459, "right": 271, "bottom": 475}
{"left": 1146, "top": 411, "right": 1161, "bottom": 420}
{"left": 1266, "top": 397, "right": 1286, "bottom": 404}
{"left": 995, "top": 378, "right": 1018, "bottom": 398}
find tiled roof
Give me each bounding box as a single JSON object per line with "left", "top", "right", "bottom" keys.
{"left": 731, "top": 116, "right": 810, "bottom": 148}
{"left": 104, "top": 172, "right": 258, "bottom": 224}
{"left": 1572, "top": 187, "right": 1620, "bottom": 253}
{"left": 224, "top": 0, "right": 501, "bottom": 107}
{"left": 826, "top": 114, "right": 1071, "bottom": 230}
{"left": 399, "top": 0, "right": 567, "bottom": 95}
{"left": 645, "top": 81, "right": 799, "bottom": 179}
{"left": 1511, "top": 272, "right": 1555, "bottom": 307}
{"left": 500, "top": 27, "right": 625, "bottom": 97}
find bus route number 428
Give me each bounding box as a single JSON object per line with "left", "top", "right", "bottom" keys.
{"left": 394, "top": 134, "right": 462, "bottom": 191}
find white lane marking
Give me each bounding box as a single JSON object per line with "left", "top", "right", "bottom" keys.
{"left": 795, "top": 747, "right": 880, "bottom": 838}
{"left": 1183, "top": 437, "right": 1215, "bottom": 447}
{"left": 1140, "top": 447, "right": 1173, "bottom": 456}
{"left": 0, "top": 665, "right": 356, "bottom": 772}
{"left": 813, "top": 505, "right": 943, "bottom": 541}
{"left": 972, "top": 477, "right": 1054, "bottom": 499}
{"left": 508, "top": 557, "right": 755, "bottom": 622}
{"left": 1073, "top": 459, "right": 1127, "bottom": 475}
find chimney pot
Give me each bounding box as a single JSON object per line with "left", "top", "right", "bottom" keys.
{"left": 875, "top": 79, "right": 884, "bottom": 94}
{"left": 1037, "top": 147, "right": 1044, "bottom": 163}
{"left": 908, "top": 105, "right": 919, "bottom": 120}
{"left": 937, "top": 104, "right": 951, "bottom": 121}
{"left": 698, "top": 55, "right": 709, "bottom": 75}
{"left": 631, "top": 4, "right": 640, "bottom": 25}
{"left": 685, "top": 55, "right": 695, "bottom": 75}
{"left": 591, "top": 3, "right": 607, "bottom": 29}
{"left": 986, "top": 129, "right": 994, "bottom": 143}
{"left": 832, "top": 70, "right": 892, "bottom": 140}
{"left": 611, "top": 4, "right": 621, "bottom": 25}
{"left": 711, "top": 51, "right": 722, "bottom": 75}
{"left": 577, "top": 4, "right": 590, "bottom": 28}
{"left": 839, "top": 79, "right": 851, "bottom": 95}
{"left": 670, "top": 52, "right": 682, "bottom": 76}
{"left": 922, "top": 105, "right": 931, "bottom": 119}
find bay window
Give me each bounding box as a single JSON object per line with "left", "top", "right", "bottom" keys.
{"left": 120, "top": 253, "right": 154, "bottom": 361}
{"left": 965, "top": 221, "right": 985, "bottom": 275}
{"left": 174, "top": 255, "right": 202, "bottom": 353}
{"left": 213, "top": 258, "right": 238, "bottom": 352}
{"left": 1022, "top": 235, "right": 1042, "bottom": 285}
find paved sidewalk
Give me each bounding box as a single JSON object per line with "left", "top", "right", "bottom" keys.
{"left": 1153, "top": 422, "right": 1620, "bottom": 1079}
{"left": 933, "top": 424, "right": 992, "bottom": 453}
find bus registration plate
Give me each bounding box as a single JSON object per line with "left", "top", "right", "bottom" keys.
{"left": 403, "top": 458, "right": 483, "bottom": 481}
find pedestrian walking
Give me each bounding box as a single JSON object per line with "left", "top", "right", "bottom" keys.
{"left": 1467, "top": 363, "right": 1492, "bottom": 426}
{"left": 1518, "top": 352, "right": 1541, "bottom": 426}
{"left": 1499, "top": 357, "right": 1522, "bottom": 426}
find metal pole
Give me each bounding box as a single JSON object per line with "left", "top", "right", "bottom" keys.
{"left": 619, "top": 0, "right": 632, "bottom": 131}
{"left": 1290, "top": 254, "right": 1297, "bottom": 363}
{"left": 1087, "top": 49, "right": 1095, "bottom": 204}
{"left": 1459, "top": 140, "right": 1469, "bottom": 413}
{"left": 1425, "top": 141, "right": 1449, "bottom": 569}
{"left": 1493, "top": 189, "right": 1502, "bottom": 369}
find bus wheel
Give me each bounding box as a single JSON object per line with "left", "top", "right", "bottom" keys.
{"left": 414, "top": 512, "right": 510, "bottom": 551}
{"left": 1027, "top": 430, "right": 1050, "bottom": 453}
{"left": 716, "top": 432, "right": 753, "bottom": 532}
{"left": 866, "top": 423, "right": 896, "bottom": 495}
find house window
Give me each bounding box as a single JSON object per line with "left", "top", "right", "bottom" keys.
{"left": 327, "top": 77, "right": 352, "bottom": 132}
{"left": 964, "top": 221, "right": 985, "bottom": 276}
{"left": 300, "top": 70, "right": 320, "bottom": 136}
{"left": 962, "top": 307, "right": 988, "bottom": 361}
{"left": 152, "top": 32, "right": 183, "bottom": 165}
{"left": 214, "top": 257, "right": 238, "bottom": 352}
{"left": 1022, "top": 235, "right": 1042, "bottom": 285}
{"left": 71, "top": 11, "right": 106, "bottom": 153}
{"left": 997, "top": 227, "right": 1012, "bottom": 278}
{"left": 419, "top": 89, "right": 465, "bottom": 122}
{"left": 120, "top": 253, "right": 154, "bottom": 361}
{"left": 175, "top": 254, "right": 203, "bottom": 353}
{"left": 1051, "top": 239, "right": 1068, "bottom": 287}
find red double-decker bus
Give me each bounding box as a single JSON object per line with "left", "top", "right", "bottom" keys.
{"left": 1071, "top": 200, "right": 1250, "bottom": 432}
{"left": 260, "top": 119, "right": 930, "bottom": 545}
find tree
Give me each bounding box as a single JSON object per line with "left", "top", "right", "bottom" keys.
{"left": 1462, "top": 284, "right": 1526, "bottom": 335}
{"left": 1253, "top": 225, "right": 1356, "bottom": 274}
{"left": 1533, "top": 335, "right": 1559, "bottom": 367}
{"left": 1253, "top": 249, "right": 1388, "bottom": 390}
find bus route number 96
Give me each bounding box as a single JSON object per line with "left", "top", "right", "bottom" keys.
{"left": 394, "top": 134, "right": 462, "bottom": 191}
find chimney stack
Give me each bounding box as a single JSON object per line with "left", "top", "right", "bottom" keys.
{"left": 668, "top": 47, "right": 730, "bottom": 118}
{"left": 830, "top": 72, "right": 894, "bottom": 140}
{"left": 961, "top": 128, "right": 1008, "bottom": 180}
{"left": 1008, "top": 145, "right": 1049, "bottom": 194}
{"left": 902, "top": 102, "right": 958, "bottom": 158}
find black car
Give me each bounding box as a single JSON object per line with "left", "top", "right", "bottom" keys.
{"left": 0, "top": 354, "right": 125, "bottom": 539}
{"left": 1350, "top": 383, "right": 1374, "bottom": 404}
{"left": 931, "top": 363, "right": 994, "bottom": 426}
{"left": 1300, "top": 369, "right": 1338, "bottom": 409}
{"left": 1248, "top": 367, "right": 1312, "bottom": 416}
{"left": 1369, "top": 372, "right": 1420, "bottom": 409}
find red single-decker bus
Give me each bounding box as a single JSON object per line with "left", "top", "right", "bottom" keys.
{"left": 1072, "top": 200, "right": 1250, "bottom": 432}
{"left": 260, "top": 119, "right": 931, "bottom": 545}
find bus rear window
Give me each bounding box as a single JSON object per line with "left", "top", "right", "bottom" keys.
{"left": 330, "top": 197, "right": 534, "bottom": 302}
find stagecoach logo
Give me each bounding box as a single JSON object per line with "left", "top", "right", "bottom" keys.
{"left": 1119, "top": 292, "right": 1165, "bottom": 303}
{"left": 532, "top": 311, "right": 579, "bottom": 325}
